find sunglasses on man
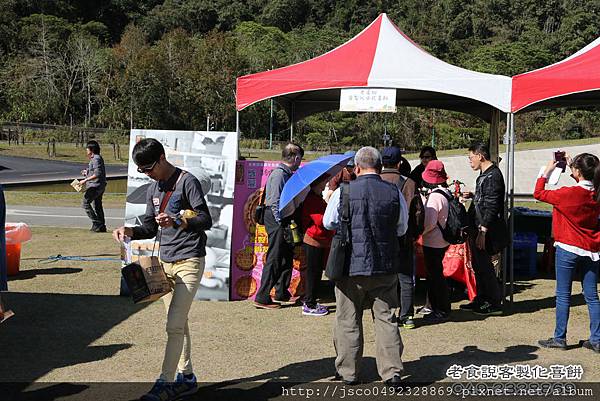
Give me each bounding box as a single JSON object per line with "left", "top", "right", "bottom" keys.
{"left": 137, "top": 160, "right": 158, "bottom": 174}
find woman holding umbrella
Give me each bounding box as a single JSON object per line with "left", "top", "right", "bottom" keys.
{"left": 301, "top": 174, "right": 334, "bottom": 316}
{"left": 277, "top": 153, "right": 355, "bottom": 315}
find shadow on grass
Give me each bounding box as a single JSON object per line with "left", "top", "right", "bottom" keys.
{"left": 189, "top": 345, "right": 538, "bottom": 401}
{"left": 22, "top": 253, "right": 120, "bottom": 261}
{"left": 8, "top": 267, "right": 84, "bottom": 281}
{"left": 4, "top": 383, "right": 90, "bottom": 401}
{"left": 508, "top": 293, "right": 585, "bottom": 316}
{"left": 0, "top": 291, "right": 148, "bottom": 400}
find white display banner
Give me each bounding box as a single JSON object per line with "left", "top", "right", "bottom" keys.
{"left": 339, "top": 88, "right": 397, "bottom": 112}
{"left": 122, "top": 129, "right": 238, "bottom": 301}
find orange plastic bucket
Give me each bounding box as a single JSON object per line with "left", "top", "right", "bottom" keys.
{"left": 6, "top": 242, "right": 22, "bottom": 276}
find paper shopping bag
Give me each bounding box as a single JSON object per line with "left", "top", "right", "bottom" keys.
{"left": 121, "top": 256, "right": 172, "bottom": 303}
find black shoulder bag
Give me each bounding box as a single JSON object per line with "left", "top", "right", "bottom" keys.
{"left": 325, "top": 183, "right": 351, "bottom": 281}
{"left": 254, "top": 187, "right": 267, "bottom": 226}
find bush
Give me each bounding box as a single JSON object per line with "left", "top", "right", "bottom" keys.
{"left": 434, "top": 123, "right": 485, "bottom": 149}
{"left": 305, "top": 131, "right": 327, "bottom": 150}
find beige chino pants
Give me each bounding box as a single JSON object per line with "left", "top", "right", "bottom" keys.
{"left": 159, "top": 257, "right": 205, "bottom": 382}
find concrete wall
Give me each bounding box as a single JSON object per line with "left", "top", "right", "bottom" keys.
{"left": 408, "top": 143, "right": 600, "bottom": 194}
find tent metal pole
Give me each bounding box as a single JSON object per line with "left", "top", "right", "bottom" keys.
{"left": 235, "top": 111, "right": 240, "bottom": 159}
{"left": 269, "top": 99, "right": 274, "bottom": 150}
{"left": 509, "top": 113, "right": 515, "bottom": 305}
{"left": 489, "top": 109, "right": 500, "bottom": 163}
{"left": 502, "top": 112, "right": 511, "bottom": 306}
{"left": 290, "top": 102, "right": 295, "bottom": 142}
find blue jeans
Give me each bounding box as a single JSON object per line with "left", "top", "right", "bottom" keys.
{"left": 554, "top": 247, "right": 600, "bottom": 344}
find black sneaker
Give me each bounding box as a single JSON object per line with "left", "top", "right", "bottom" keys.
{"left": 91, "top": 225, "right": 107, "bottom": 233}
{"left": 422, "top": 310, "right": 448, "bottom": 323}
{"left": 459, "top": 301, "right": 479, "bottom": 310}
{"left": 398, "top": 315, "right": 416, "bottom": 329}
{"left": 472, "top": 301, "right": 502, "bottom": 316}
{"left": 384, "top": 374, "right": 403, "bottom": 388}
{"left": 582, "top": 340, "right": 600, "bottom": 353}
{"left": 538, "top": 337, "right": 567, "bottom": 349}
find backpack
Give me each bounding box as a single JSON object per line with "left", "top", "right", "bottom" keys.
{"left": 432, "top": 189, "right": 468, "bottom": 244}
{"left": 397, "top": 176, "right": 425, "bottom": 240}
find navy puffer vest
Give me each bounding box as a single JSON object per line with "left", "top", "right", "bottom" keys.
{"left": 347, "top": 174, "right": 400, "bottom": 276}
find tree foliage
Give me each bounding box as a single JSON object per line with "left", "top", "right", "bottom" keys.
{"left": 0, "top": 0, "right": 599, "bottom": 150}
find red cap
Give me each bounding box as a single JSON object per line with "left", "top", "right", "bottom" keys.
{"left": 422, "top": 160, "right": 448, "bottom": 184}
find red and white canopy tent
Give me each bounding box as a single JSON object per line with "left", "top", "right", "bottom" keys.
{"left": 235, "top": 13, "right": 518, "bottom": 302}
{"left": 235, "top": 13, "right": 512, "bottom": 159}
{"left": 501, "top": 37, "right": 600, "bottom": 302}
{"left": 512, "top": 37, "right": 600, "bottom": 113}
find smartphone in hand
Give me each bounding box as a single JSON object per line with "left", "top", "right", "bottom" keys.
{"left": 554, "top": 151, "right": 567, "bottom": 171}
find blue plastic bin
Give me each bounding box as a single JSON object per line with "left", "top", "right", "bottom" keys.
{"left": 513, "top": 232, "right": 538, "bottom": 277}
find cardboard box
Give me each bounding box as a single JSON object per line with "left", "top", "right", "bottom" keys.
{"left": 70, "top": 179, "right": 83, "bottom": 192}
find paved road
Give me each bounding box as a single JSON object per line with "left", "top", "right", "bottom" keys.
{"left": 6, "top": 205, "right": 125, "bottom": 229}
{"left": 0, "top": 155, "right": 127, "bottom": 185}
{"left": 411, "top": 143, "right": 600, "bottom": 194}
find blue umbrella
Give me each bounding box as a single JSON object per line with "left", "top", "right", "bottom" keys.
{"left": 279, "top": 153, "right": 354, "bottom": 219}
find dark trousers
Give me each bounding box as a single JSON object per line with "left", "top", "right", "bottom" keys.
{"left": 83, "top": 186, "right": 106, "bottom": 228}
{"left": 397, "top": 244, "right": 415, "bottom": 318}
{"left": 469, "top": 237, "right": 502, "bottom": 307}
{"left": 255, "top": 209, "right": 294, "bottom": 304}
{"left": 302, "top": 243, "right": 327, "bottom": 306}
{"left": 423, "top": 246, "right": 450, "bottom": 314}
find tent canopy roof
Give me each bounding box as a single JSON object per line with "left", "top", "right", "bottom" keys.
{"left": 512, "top": 37, "right": 600, "bottom": 113}
{"left": 236, "top": 14, "right": 511, "bottom": 122}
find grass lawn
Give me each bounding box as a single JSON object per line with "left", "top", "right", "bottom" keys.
{"left": 3, "top": 226, "right": 600, "bottom": 386}
{"left": 4, "top": 191, "right": 126, "bottom": 208}
{"left": 1, "top": 137, "right": 596, "bottom": 164}
{"left": 513, "top": 201, "right": 552, "bottom": 212}
{"left": 0, "top": 141, "right": 128, "bottom": 165}
{"left": 19, "top": 226, "right": 120, "bottom": 266}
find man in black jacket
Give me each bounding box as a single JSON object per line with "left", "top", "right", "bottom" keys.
{"left": 463, "top": 143, "right": 504, "bottom": 316}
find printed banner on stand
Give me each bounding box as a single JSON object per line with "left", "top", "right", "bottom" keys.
{"left": 230, "top": 160, "right": 306, "bottom": 301}
{"left": 121, "top": 129, "right": 237, "bottom": 301}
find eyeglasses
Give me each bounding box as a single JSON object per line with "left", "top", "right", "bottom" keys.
{"left": 137, "top": 160, "right": 158, "bottom": 174}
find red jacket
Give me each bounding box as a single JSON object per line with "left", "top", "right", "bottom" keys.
{"left": 301, "top": 191, "right": 333, "bottom": 247}
{"left": 533, "top": 177, "right": 600, "bottom": 252}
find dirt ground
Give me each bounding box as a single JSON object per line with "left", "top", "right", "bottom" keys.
{"left": 1, "top": 227, "right": 598, "bottom": 399}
